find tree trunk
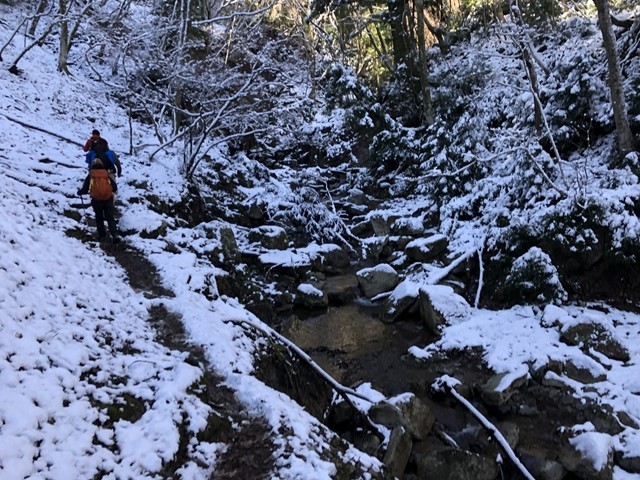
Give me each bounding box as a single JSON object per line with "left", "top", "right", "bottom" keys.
{"left": 388, "top": 0, "right": 409, "bottom": 68}
{"left": 593, "top": 0, "right": 635, "bottom": 157}
{"left": 415, "top": 0, "right": 434, "bottom": 125}
{"left": 57, "top": 0, "right": 70, "bottom": 74}
{"left": 29, "top": 0, "right": 49, "bottom": 37}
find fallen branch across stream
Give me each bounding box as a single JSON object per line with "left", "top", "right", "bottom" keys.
{"left": 433, "top": 375, "right": 535, "bottom": 480}
{"left": 223, "top": 317, "right": 384, "bottom": 438}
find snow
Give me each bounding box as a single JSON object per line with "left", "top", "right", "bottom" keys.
{"left": 356, "top": 263, "right": 397, "bottom": 278}
{"left": 570, "top": 423, "right": 613, "bottom": 472}
{"left": 298, "top": 283, "right": 324, "bottom": 296}
{"left": 0, "top": 5, "right": 382, "bottom": 479}
{"left": 1, "top": 1, "right": 640, "bottom": 479}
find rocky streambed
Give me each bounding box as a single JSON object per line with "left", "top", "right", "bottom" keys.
{"left": 215, "top": 215, "right": 639, "bottom": 480}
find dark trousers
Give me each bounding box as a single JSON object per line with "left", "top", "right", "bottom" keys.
{"left": 91, "top": 197, "right": 118, "bottom": 239}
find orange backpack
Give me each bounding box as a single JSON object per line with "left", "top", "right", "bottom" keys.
{"left": 89, "top": 169, "right": 113, "bottom": 201}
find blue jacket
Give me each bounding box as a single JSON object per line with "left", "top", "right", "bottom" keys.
{"left": 85, "top": 149, "right": 116, "bottom": 168}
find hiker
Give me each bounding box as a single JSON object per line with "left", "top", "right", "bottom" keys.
{"left": 83, "top": 129, "right": 122, "bottom": 178}
{"left": 77, "top": 158, "right": 120, "bottom": 243}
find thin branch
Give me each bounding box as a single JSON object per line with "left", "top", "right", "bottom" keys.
{"left": 1, "top": 112, "right": 83, "bottom": 146}
{"left": 474, "top": 240, "right": 485, "bottom": 308}
{"left": 524, "top": 150, "right": 568, "bottom": 197}
{"left": 435, "top": 376, "right": 535, "bottom": 480}
{"left": 428, "top": 249, "right": 477, "bottom": 285}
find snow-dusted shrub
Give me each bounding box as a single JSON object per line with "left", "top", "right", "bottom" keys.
{"left": 499, "top": 247, "right": 567, "bottom": 305}
{"left": 545, "top": 53, "right": 609, "bottom": 154}
{"left": 382, "top": 63, "right": 424, "bottom": 126}
{"left": 538, "top": 202, "right": 604, "bottom": 270}
{"left": 369, "top": 120, "right": 424, "bottom": 176}
{"left": 622, "top": 55, "right": 640, "bottom": 135}
{"left": 430, "top": 50, "right": 491, "bottom": 124}
{"left": 265, "top": 183, "right": 356, "bottom": 249}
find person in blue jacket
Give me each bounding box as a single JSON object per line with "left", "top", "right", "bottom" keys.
{"left": 83, "top": 129, "right": 122, "bottom": 178}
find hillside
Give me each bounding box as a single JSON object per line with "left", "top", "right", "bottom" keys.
{"left": 1, "top": 0, "right": 640, "bottom": 479}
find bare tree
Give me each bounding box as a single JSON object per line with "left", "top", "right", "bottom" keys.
{"left": 593, "top": 0, "right": 635, "bottom": 157}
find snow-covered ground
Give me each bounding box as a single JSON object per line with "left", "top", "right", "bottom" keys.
{"left": 0, "top": 5, "right": 383, "bottom": 479}
{"left": 1, "top": 2, "right": 640, "bottom": 479}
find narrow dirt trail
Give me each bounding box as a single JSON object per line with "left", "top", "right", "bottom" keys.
{"left": 95, "top": 239, "right": 278, "bottom": 479}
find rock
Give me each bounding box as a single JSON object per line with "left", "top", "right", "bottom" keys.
{"left": 369, "top": 394, "right": 435, "bottom": 441}
{"left": 496, "top": 421, "right": 520, "bottom": 450}
{"left": 246, "top": 201, "right": 264, "bottom": 220}
{"left": 370, "top": 215, "right": 391, "bottom": 236}
{"left": 295, "top": 283, "right": 328, "bottom": 309}
{"left": 391, "top": 217, "right": 427, "bottom": 236}
{"left": 558, "top": 430, "right": 614, "bottom": 480}
{"left": 560, "top": 322, "right": 630, "bottom": 362}
{"left": 312, "top": 244, "right": 350, "bottom": 273}
{"left": 355, "top": 264, "right": 400, "bottom": 298}
{"left": 353, "top": 432, "right": 381, "bottom": 457}
{"left": 520, "top": 448, "right": 566, "bottom": 480}
{"left": 380, "top": 281, "right": 419, "bottom": 323}
{"left": 323, "top": 274, "right": 359, "bottom": 305}
{"left": 418, "top": 285, "right": 471, "bottom": 335}
{"left": 392, "top": 394, "right": 435, "bottom": 440}
{"left": 418, "top": 290, "right": 444, "bottom": 336}
{"left": 369, "top": 401, "right": 403, "bottom": 427}
{"left": 383, "top": 426, "right": 413, "bottom": 479}
{"left": 140, "top": 220, "right": 169, "bottom": 239}
{"left": 218, "top": 226, "right": 238, "bottom": 263}
{"left": 365, "top": 236, "right": 389, "bottom": 261}
{"left": 415, "top": 448, "right": 497, "bottom": 480}
{"left": 563, "top": 358, "right": 607, "bottom": 384}
{"left": 480, "top": 371, "right": 529, "bottom": 406}
{"left": 351, "top": 219, "right": 374, "bottom": 237}
{"left": 405, "top": 234, "right": 449, "bottom": 262}
{"left": 248, "top": 225, "right": 289, "bottom": 250}
{"left": 614, "top": 450, "right": 640, "bottom": 474}
{"left": 346, "top": 188, "right": 369, "bottom": 205}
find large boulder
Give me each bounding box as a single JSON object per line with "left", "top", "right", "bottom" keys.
{"left": 248, "top": 225, "right": 289, "bottom": 250}
{"left": 218, "top": 226, "right": 239, "bottom": 263}
{"left": 369, "top": 214, "right": 391, "bottom": 236}
{"left": 311, "top": 244, "right": 351, "bottom": 273}
{"left": 558, "top": 430, "right": 614, "bottom": 480}
{"left": 383, "top": 426, "right": 412, "bottom": 479}
{"left": 391, "top": 217, "right": 429, "bottom": 236}
{"left": 405, "top": 234, "right": 449, "bottom": 262}
{"left": 418, "top": 285, "right": 471, "bottom": 335}
{"left": 355, "top": 264, "right": 400, "bottom": 298}
{"left": 480, "top": 371, "right": 529, "bottom": 406}
{"left": 561, "top": 322, "right": 630, "bottom": 362}
{"left": 323, "top": 274, "right": 359, "bottom": 305}
{"left": 380, "top": 280, "right": 419, "bottom": 323}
